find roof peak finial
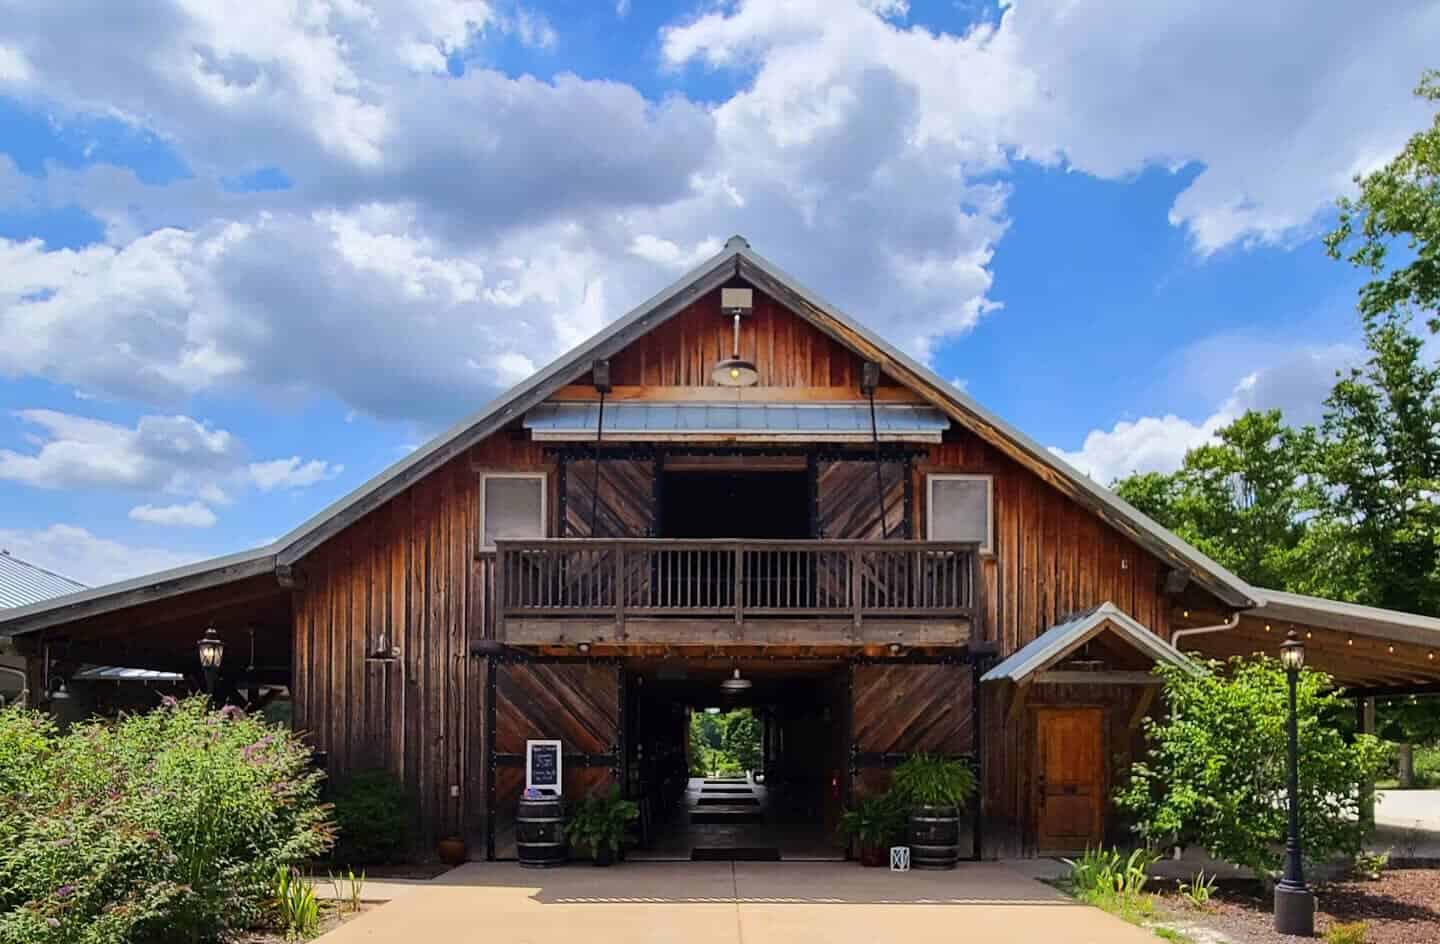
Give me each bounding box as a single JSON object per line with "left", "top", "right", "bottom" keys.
{"left": 724, "top": 234, "right": 750, "bottom": 250}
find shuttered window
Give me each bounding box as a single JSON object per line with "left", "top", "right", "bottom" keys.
{"left": 481, "top": 474, "right": 546, "bottom": 549}
{"left": 927, "top": 474, "right": 993, "bottom": 553}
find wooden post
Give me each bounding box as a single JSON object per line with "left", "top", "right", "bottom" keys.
{"left": 614, "top": 543, "right": 626, "bottom": 640}
{"left": 733, "top": 542, "right": 744, "bottom": 640}
{"left": 493, "top": 545, "right": 505, "bottom": 642}
{"left": 970, "top": 545, "right": 986, "bottom": 644}
{"left": 850, "top": 545, "right": 863, "bottom": 640}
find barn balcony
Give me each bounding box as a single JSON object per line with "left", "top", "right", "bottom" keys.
{"left": 493, "top": 539, "right": 981, "bottom": 649}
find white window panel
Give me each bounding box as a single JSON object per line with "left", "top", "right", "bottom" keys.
{"left": 481, "top": 474, "right": 546, "bottom": 549}
{"left": 927, "top": 474, "right": 993, "bottom": 553}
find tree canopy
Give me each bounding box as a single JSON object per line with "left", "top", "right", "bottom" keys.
{"left": 1325, "top": 70, "right": 1440, "bottom": 333}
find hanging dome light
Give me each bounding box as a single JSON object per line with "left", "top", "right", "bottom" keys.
{"left": 720, "top": 667, "right": 752, "bottom": 693}
{"left": 712, "top": 288, "right": 758, "bottom": 387}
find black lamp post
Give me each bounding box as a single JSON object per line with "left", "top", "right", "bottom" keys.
{"left": 197, "top": 626, "right": 224, "bottom": 699}
{"left": 1274, "top": 629, "right": 1315, "bottom": 936}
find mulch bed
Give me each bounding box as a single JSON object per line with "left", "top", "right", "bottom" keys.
{"left": 1155, "top": 869, "right": 1440, "bottom": 944}
{"left": 237, "top": 901, "right": 381, "bottom": 943}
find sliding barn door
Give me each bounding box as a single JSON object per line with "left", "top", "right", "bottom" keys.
{"left": 488, "top": 661, "right": 622, "bottom": 859}
{"left": 816, "top": 458, "right": 910, "bottom": 539}
{"left": 849, "top": 663, "right": 976, "bottom": 798}
{"left": 561, "top": 453, "right": 658, "bottom": 538}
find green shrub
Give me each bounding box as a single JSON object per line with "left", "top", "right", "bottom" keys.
{"left": 1117, "top": 658, "right": 1388, "bottom": 878}
{"left": 891, "top": 753, "right": 977, "bottom": 810}
{"left": 1325, "top": 921, "right": 1368, "bottom": 944}
{"left": 331, "top": 769, "right": 411, "bottom": 866}
{"left": 0, "top": 698, "right": 332, "bottom": 943}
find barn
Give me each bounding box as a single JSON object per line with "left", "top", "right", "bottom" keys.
{"left": 3, "top": 237, "right": 1436, "bottom": 860}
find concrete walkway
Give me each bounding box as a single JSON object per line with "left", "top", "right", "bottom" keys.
{"left": 315, "top": 861, "right": 1160, "bottom": 943}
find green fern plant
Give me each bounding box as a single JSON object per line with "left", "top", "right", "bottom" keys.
{"left": 890, "top": 753, "right": 977, "bottom": 810}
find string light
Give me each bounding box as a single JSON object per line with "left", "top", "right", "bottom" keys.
{"left": 1265, "top": 623, "right": 1272, "bottom": 632}
{"left": 1388, "top": 645, "right": 1396, "bottom": 654}
{"left": 1306, "top": 631, "right": 1313, "bottom": 639}
{"left": 1347, "top": 638, "right": 1354, "bottom": 646}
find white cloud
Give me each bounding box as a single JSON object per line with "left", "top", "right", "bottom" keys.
{"left": 0, "top": 0, "right": 1430, "bottom": 431}
{"left": 247, "top": 457, "right": 343, "bottom": 491}
{"left": 1052, "top": 343, "right": 1359, "bottom": 484}
{"left": 128, "top": 501, "right": 218, "bottom": 528}
{"left": 0, "top": 408, "right": 339, "bottom": 510}
{"left": 0, "top": 43, "right": 31, "bottom": 82}
{"left": 0, "top": 524, "right": 199, "bottom": 586}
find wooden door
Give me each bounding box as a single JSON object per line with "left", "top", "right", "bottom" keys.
{"left": 1035, "top": 707, "right": 1105, "bottom": 853}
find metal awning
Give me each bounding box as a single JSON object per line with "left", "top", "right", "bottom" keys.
{"left": 981, "top": 602, "right": 1199, "bottom": 684}
{"left": 524, "top": 402, "right": 950, "bottom": 442}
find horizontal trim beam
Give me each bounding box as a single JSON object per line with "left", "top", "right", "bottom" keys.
{"left": 1035, "top": 670, "right": 1164, "bottom": 686}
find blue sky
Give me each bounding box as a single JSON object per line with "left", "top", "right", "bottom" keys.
{"left": 0, "top": 0, "right": 1434, "bottom": 585}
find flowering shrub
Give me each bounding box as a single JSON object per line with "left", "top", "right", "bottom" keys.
{"left": 0, "top": 698, "right": 332, "bottom": 943}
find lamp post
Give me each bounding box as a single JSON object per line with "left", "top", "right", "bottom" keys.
{"left": 197, "top": 626, "right": 224, "bottom": 699}
{"left": 1274, "top": 629, "right": 1315, "bottom": 936}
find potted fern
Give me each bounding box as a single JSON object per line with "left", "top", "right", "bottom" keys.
{"left": 891, "top": 753, "right": 977, "bottom": 870}
{"left": 839, "top": 792, "right": 906, "bottom": 867}
{"left": 563, "top": 786, "right": 639, "bottom": 866}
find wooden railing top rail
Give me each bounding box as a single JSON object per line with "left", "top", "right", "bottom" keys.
{"left": 495, "top": 538, "right": 982, "bottom": 551}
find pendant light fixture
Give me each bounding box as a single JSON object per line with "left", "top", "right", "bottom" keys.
{"left": 712, "top": 287, "right": 758, "bottom": 387}
{"left": 720, "top": 666, "right": 752, "bottom": 693}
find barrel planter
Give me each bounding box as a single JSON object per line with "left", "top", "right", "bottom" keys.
{"left": 907, "top": 805, "right": 960, "bottom": 870}
{"left": 516, "top": 795, "right": 568, "bottom": 868}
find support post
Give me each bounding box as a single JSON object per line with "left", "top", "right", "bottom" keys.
{"left": 971, "top": 656, "right": 986, "bottom": 861}
{"left": 1359, "top": 696, "right": 1377, "bottom": 833}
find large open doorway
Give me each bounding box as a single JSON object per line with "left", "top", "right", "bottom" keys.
{"left": 660, "top": 469, "right": 812, "bottom": 539}
{"left": 624, "top": 658, "right": 848, "bottom": 861}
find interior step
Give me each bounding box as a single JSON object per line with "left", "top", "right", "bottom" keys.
{"left": 689, "top": 810, "right": 765, "bottom": 825}
{"left": 696, "top": 796, "right": 760, "bottom": 806}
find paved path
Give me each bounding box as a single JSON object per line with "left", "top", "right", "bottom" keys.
{"left": 1372, "top": 789, "right": 1440, "bottom": 860}
{"left": 316, "top": 861, "right": 1160, "bottom": 943}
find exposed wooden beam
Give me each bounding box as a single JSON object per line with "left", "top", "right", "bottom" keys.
{"left": 1128, "top": 687, "right": 1158, "bottom": 731}
{"left": 1035, "top": 670, "right": 1164, "bottom": 686}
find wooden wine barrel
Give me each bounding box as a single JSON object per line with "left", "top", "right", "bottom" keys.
{"left": 517, "top": 796, "right": 568, "bottom": 868}
{"left": 908, "top": 805, "right": 960, "bottom": 870}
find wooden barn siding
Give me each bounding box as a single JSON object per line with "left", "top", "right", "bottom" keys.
{"left": 599, "top": 286, "right": 907, "bottom": 389}
{"left": 916, "top": 435, "right": 1170, "bottom": 651}
{"left": 292, "top": 432, "right": 546, "bottom": 853}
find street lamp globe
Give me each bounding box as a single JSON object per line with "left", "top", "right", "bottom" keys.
{"left": 1280, "top": 630, "right": 1306, "bottom": 672}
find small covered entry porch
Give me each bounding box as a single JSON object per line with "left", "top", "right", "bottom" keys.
{"left": 980, "top": 602, "right": 1198, "bottom": 857}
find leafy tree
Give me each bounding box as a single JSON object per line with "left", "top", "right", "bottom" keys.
{"left": 721, "top": 709, "right": 763, "bottom": 773}
{"left": 1325, "top": 70, "right": 1440, "bottom": 333}
{"left": 1118, "top": 658, "right": 1387, "bottom": 879}
{"left": 1113, "top": 410, "right": 1313, "bottom": 588}
{"left": 1301, "top": 311, "right": 1440, "bottom": 612}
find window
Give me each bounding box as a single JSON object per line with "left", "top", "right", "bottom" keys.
{"left": 927, "top": 474, "right": 993, "bottom": 553}
{"left": 480, "top": 474, "right": 546, "bottom": 550}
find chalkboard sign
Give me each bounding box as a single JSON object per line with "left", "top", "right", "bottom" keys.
{"left": 526, "top": 739, "right": 562, "bottom": 795}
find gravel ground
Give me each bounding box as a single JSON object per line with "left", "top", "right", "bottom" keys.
{"left": 1155, "top": 870, "right": 1440, "bottom": 944}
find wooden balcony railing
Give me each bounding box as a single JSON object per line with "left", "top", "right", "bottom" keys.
{"left": 493, "top": 539, "right": 981, "bottom": 645}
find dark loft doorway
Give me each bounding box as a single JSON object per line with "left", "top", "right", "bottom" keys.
{"left": 661, "top": 471, "right": 811, "bottom": 539}
{"left": 659, "top": 469, "right": 812, "bottom": 538}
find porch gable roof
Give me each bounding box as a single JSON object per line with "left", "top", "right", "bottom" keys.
{"left": 981, "top": 602, "right": 1200, "bottom": 684}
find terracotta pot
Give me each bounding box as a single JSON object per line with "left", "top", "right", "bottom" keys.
{"left": 859, "top": 843, "right": 888, "bottom": 868}
{"left": 437, "top": 837, "right": 467, "bottom": 866}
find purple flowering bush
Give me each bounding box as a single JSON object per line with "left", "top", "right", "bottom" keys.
{"left": 0, "top": 698, "right": 332, "bottom": 943}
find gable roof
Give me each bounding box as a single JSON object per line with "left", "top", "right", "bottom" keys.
{"left": 0, "top": 552, "right": 86, "bottom": 609}
{"left": 0, "top": 236, "right": 1258, "bottom": 637}
{"left": 981, "top": 602, "right": 1200, "bottom": 683}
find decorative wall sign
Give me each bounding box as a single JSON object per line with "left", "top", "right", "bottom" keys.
{"left": 526, "top": 739, "right": 563, "bottom": 796}
{"left": 890, "top": 846, "right": 911, "bottom": 872}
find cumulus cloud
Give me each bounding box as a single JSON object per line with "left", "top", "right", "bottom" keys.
{"left": 129, "top": 501, "right": 218, "bottom": 528}
{"left": 1052, "top": 343, "right": 1358, "bottom": 484}
{"left": 248, "top": 457, "right": 343, "bottom": 491}
{"left": 0, "top": 524, "right": 199, "bottom": 586}
{"left": 0, "top": 408, "right": 338, "bottom": 514}
{"left": 0, "top": 0, "right": 1431, "bottom": 430}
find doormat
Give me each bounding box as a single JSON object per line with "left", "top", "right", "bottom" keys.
{"left": 691, "top": 847, "right": 781, "bottom": 862}
{"left": 689, "top": 811, "right": 765, "bottom": 824}
{"left": 696, "top": 796, "right": 760, "bottom": 806}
